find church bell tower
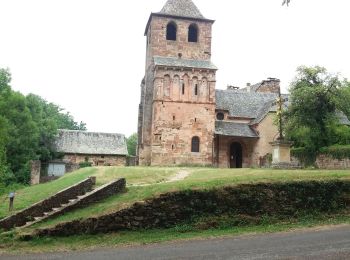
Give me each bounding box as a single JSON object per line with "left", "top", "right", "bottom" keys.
{"left": 138, "top": 0, "right": 217, "bottom": 166}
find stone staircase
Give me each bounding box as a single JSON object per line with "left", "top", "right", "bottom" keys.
{"left": 21, "top": 194, "right": 86, "bottom": 229}
{"left": 21, "top": 178, "right": 126, "bottom": 229}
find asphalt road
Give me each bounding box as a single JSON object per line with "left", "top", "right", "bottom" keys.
{"left": 3, "top": 225, "right": 350, "bottom": 260}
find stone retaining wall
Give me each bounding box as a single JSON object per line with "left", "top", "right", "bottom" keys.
{"left": 35, "top": 180, "right": 350, "bottom": 237}
{"left": 291, "top": 154, "right": 350, "bottom": 169}
{"left": 0, "top": 177, "right": 95, "bottom": 231}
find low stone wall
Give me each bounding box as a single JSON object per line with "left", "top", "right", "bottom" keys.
{"left": 316, "top": 155, "right": 350, "bottom": 169}
{"left": 46, "top": 178, "right": 126, "bottom": 221}
{"left": 0, "top": 177, "right": 95, "bottom": 231}
{"left": 292, "top": 154, "right": 350, "bottom": 169}
{"left": 35, "top": 180, "right": 350, "bottom": 237}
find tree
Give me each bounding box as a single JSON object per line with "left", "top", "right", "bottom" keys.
{"left": 0, "top": 68, "right": 87, "bottom": 185}
{"left": 335, "top": 81, "right": 350, "bottom": 120}
{"left": 126, "top": 133, "right": 138, "bottom": 156}
{"left": 284, "top": 66, "right": 349, "bottom": 157}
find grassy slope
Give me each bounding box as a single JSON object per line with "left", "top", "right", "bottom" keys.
{"left": 24, "top": 168, "right": 350, "bottom": 231}
{"left": 0, "top": 167, "right": 178, "bottom": 219}
{"left": 1, "top": 167, "right": 350, "bottom": 254}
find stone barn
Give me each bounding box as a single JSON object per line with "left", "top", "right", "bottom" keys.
{"left": 54, "top": 130, "right": 128, "bottom": 169}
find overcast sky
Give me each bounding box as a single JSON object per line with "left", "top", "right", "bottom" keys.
{"left": 1, "top": 0, "right": 349, "bottom": 136}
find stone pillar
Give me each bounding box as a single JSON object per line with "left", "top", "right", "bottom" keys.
{"left": 270, "top": 140, "right": 293, "bottom": 168}
{"left": 30, "top": 160, "right": 41, "bottom": 185}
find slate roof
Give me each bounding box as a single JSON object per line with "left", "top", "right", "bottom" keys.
{"left": 336, "top": 111, "right": 350, "bottom": 125}
{"left": 154, "top": 56, "right": 217, "bottom": 70}
{"left": 215, "top": 121, "right": 258, "bottom": 138}
{"left": 216, "top": 90, "right": 278, "bottom": 119}
{"left": 55, "top": 130, "right": 128, "bottom": 156}
{"left": 159, "top": 0, "right": 205, "bottom": 19}
{"left": 145, "top": 0, "right": 214, "bottom": 35}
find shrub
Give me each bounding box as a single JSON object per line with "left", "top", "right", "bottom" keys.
{"left": 79, "top": 161, "right": 92, "bottom": 168}
{"left": 320, "top": 145, "right": 350, "bottom": 159}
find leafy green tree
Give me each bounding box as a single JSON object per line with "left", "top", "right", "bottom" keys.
{"left": 126, "top": 133, "right": 138, "bottom": 156}
{"left": 284, "top": 66, "right": 349, "bottom": 157}
{"left": 0, "top": 68, "right": 86, "bottom": 185}
{"left": 335, "top": 82, "right": 350, "bottom": 120}
{"left": 26, "top": 94, "right": 86, "bottom": 162}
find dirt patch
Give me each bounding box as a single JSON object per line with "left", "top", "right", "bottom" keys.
{"left": 131, "top": 170, "right": 191, "bottom": 187}
{"left": 165, "top": 170, "right": 190, "bottom": 182}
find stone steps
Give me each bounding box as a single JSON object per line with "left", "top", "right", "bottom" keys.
{"left": 0, "top": 177, "right": 96, "bottom": 231}
{"left": 20, "top": 178, "right": 126, "bottom": 229}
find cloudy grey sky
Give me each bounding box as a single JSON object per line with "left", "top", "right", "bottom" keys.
{"left": 1, "top": 0, "right": 349, "bottom": 136}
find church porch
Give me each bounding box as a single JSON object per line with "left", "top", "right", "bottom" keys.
{"left": 214, "top": 121, "right": 259, "bottom": 168}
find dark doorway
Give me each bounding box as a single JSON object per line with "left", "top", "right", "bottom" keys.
{"left": 230, "top": 142, "right": 243, "bottom": 168}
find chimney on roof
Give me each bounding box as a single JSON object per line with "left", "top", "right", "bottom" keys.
{"left": 267, "top": 77, "right": 280, "bottom": 82}
{"left": 246, "top": 83, "right": 251, "bottom": 92}
{"left": 227, "top": 85, "right": 239, "bottom": 91}
{"left": 258, "top": 78, "right": 281, "bottom": 94}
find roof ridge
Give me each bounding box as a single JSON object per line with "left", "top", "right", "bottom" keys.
{"left": 58, "top": 129, "right": 125, "bottom": 137}
{"left": 158, "top": 0, "right": 205, "bottom": 19}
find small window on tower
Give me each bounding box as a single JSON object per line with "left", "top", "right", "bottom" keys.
{"left": 216, "top": 112, "right": 224, "bottom": 121}
{"left": 188, "top": 24, "right": 198, "bottom": 42}
{"left": 166, "top": 22, "right": 177, "bottom": 41}
{"left": 195, "top": 84, "right": 198, "bottom": 95}
{"left": 182, "top": 83, "right": 185, "bottom": 95}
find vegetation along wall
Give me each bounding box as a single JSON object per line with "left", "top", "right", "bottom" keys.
{"left": 34, "top": 180, "right": 350, "bottom": 237}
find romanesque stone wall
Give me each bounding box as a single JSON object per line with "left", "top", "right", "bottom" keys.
{"left": 151, "top": 101, "right": 215, "bottom": 166}
{"left": 146, "top": 16, "right": 213, "bottom": 67}
{"left": 0, "top": 177, "right": 95, "bottom": 230}
{"left": 34, "top": 180, "right": 350, "bottom": 237}
{"left": 138, "top": 66, "right": 155, "bottom": 166}
{"left": 63, "top": 154, "right": 126, "bottom": 167}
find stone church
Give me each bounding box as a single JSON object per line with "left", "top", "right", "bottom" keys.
{"left": 137, "top": 0, "right": 282, "bottom": 168}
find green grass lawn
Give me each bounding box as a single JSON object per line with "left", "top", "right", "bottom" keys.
{"left": 0, "top": 167, "right": 178, "bottom": 219}
{"left": 1, "top": 167, "right": 350, "bottom": 254}
{"left": 1, "top": 212, "right": 350, "bottom": 254}
{"left": 13, "top": 167, "right": 350, "bottom": 232}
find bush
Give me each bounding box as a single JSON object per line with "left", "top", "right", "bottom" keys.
{"left": 291, "top": 147, "right": 316, "bottom": 166}
{"left": 0, "top": 164, "right": 15, "bottom": 186}
{"left": 320, "top": 145, "right": 350, "bottom": 159}
{"left": 79, "top": 161, "right": 92, "bottom": 168}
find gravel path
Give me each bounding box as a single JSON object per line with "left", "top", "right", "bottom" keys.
{"left": 131, "top": 170, "right": 191, "bottom": 187}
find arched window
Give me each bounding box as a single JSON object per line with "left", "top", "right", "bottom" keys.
{"left": 191, "top": 136, "right": 200, "bottom": 152}
{"left": 166, "top": 22, "right": 177, "bottom": 41}
{"left": 195, "top": 84, "right": 198, "bottom": 95}
{"left": 163, "top": 75, "right": 171, "bottom": 97}
{"left": 188, "top": 24, "right": 198, "bottom": 42}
